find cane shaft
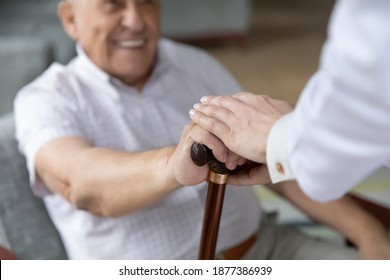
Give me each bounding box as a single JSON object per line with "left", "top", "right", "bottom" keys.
{"left": 190, "top": 143, "right": 231, "bottom": 260}
{"left": 198, "top": 171, "right": 228, "bottom": 260}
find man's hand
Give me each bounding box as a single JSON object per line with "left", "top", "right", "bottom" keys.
{"left": 169, "top": 123, "right": 249, "bottom": 187}
{"left": 189, "top": 92, "right": 293, "bottom": 163}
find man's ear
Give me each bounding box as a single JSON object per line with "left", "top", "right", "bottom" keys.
{"left": 58, "top": 1, "right": 79, "bottom": 41}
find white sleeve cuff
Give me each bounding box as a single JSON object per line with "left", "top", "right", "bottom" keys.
{"left": 266, "top": 113, "right": 295, "bottom": 183}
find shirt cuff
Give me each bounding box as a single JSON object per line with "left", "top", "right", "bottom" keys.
{"left": 266, "top": 113, "right": 295, "bottom": 183}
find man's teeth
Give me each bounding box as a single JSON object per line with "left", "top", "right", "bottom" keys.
{"left": 117, "top": 39, "right": 145, "bottom": 48}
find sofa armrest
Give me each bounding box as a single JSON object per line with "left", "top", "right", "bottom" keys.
{"left": 0, "top": 113, "right": 68, "bottom": 259}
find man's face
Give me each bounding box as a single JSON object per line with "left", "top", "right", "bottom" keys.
{"left": 64, "top": 0, "right": 160, "bottom": 89}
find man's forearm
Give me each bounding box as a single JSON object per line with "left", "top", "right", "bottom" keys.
{"left": 67, "top": 146, "right": 182, "bottom": 217}
{"left": 37, "top": 124, "right": 214, "bottom": 217}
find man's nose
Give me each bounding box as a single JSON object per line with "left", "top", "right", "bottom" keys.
{"left": 122, "top": 3, "right": 145, "bottom": 32}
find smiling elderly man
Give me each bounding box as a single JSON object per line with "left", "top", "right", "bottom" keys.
{"left": 14, "top": 0, "right": 261, "bottom": 259}
{"left": 13, "top": 0, "right": 388, "bottom": 260}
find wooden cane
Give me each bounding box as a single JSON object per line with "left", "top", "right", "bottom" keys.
{"left": 191, "top": 143, "right": 229, "bottom": 260}
{"left": 191, "top": 143, "right": 262, "bottom": 260}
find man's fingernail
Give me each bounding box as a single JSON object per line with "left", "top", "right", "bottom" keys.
{"left": 200, "top": 96, "right": 209, "bottom": 103}
{"left": 193, "top": 103, "right": 201, "bottom": 110}
{"left": 189, "top": 109, "right": 197, "bottom": 117}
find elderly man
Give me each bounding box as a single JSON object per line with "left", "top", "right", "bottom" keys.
{"left": 14, "top": 0, "right": 388, "bottom": 259}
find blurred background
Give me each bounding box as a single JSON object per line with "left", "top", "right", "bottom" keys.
{"left": 0, "top": 0, "right": 388, "bottom": 243}
{"left": 0, "top": 0, "right": 332, "bottom": 115}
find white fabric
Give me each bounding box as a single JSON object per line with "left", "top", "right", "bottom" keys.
{"left": 267, "top": 0, "right": 390, "bottom": 202}
{"left": 267, "top": 113, "right": 295, "bottom": 183}
{"left": 14, "top": 39, "right": 261, "bottom": 259}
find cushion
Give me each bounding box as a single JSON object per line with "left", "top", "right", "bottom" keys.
{"left": 0, "top": 113, "right": 67, "bottom": 259}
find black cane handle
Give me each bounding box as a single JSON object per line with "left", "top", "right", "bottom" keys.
{"left": 191, "top": 142, "right": 261, "bottom": 175}
{"left": 191, "top": 142, "right": 229, "bottom": 174}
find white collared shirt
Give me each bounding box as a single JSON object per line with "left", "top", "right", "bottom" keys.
{"left": 267, "top": 0, "right": 390, "bottom": 202}
{"left": 14, "top": 39, "right": 261, "bottom": 259}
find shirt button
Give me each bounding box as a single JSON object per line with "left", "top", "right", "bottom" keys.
{"left": 276, "top": 162, "right": 284, "bottom": 174}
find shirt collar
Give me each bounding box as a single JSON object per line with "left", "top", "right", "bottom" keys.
{"left": 75, "top": 44, "right": 111, "bottom": 84}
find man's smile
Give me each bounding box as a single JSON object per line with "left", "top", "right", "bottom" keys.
{"left": 114, "top": 39, "right": 146, "bottom": 49}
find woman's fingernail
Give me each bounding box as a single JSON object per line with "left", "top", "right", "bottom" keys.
{"left": 189, "top": 109, "right": 197, "bottom": 117}
{"left": 193, "top": 103, "right": 201, "bottom": 110}
{"left": 200, "top": 96, "right": 209, "bottom": 103}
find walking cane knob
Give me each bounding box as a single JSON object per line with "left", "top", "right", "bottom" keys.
{"left": 190, "top": 142, "right": 229, "bottom": 175}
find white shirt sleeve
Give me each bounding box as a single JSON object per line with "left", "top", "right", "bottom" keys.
{"left": 267, "top": 113, "right": 295, "bottom": 183}
{"left": 14, "top": 65, "right": 86, "bottom": 197}
{"left": 267, "top": 0, "right": 390, "bottom": 202}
